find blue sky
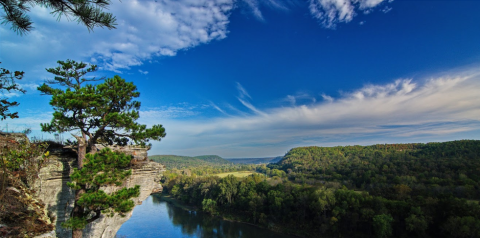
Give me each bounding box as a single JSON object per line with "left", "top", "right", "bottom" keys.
{"left": 1, "top": 0, "right": 480, "bottom": 157}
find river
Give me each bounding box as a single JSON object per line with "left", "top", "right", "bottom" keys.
{"left": 116, "top": 194, "right": 298, "bottom": 238}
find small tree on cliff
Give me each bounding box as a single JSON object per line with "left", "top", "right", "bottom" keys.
{"left": 38, "top": 59, "right": 166, "bottom": 237}
{"left": 38, "top": 59, "right": 166, "bottom": 167}
{"left": 63, "top": 148, "right": 140, "bottom": 232}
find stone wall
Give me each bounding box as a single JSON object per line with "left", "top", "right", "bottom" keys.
{"left": 33, "top": 145, "right": 165, "bottom": 238}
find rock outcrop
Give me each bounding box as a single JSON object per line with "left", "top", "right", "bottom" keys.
{"left": 0, "top": 132, "right": 29, "bottom": 146}
{"left": 0, "top": 133, "right": 55, "bottom": 237}
{"left": 33, "top": 145, "right": 165, "bottom": 238}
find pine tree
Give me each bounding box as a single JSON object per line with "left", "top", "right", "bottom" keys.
{"left": 38, "top": 59, "right": 166, "bottom": 167}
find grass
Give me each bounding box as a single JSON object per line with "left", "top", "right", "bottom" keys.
{"left": 214, "top": 171, "right": 257, "bottom": 178}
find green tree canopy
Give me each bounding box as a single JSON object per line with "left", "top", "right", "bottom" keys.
{"left": 373, "top": 214, "right": 394, "bottom": 238}
{"left": 1, "top": 0, "right": 116, "bottom": 35}
{"left": 63, "top": 148, "right": 140, "bottom": 230}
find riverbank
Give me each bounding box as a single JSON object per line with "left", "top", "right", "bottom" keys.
{"left": 157, "top": 194, "right": 199, "bottom": 211}
{"left": 158, "top": 193, "right": 305, "bottom": 237}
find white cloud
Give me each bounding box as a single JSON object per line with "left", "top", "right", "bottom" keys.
{"left": 19, "top": 83, "right": 40, "bottom": 91}
{"left": 286, "top": 95, "right": 296, "bottom": 105}
{"left": 1, "top": 111, "right": 53, "bottom": 135}
{"left": 382, "top": 6, "right": 392, "bottom": 13}
{"left": 0, "top": 91, "right": 22, "bottom": 98}
{"left": 236, "top": 82, "right": 252, "bottom": 99}
{"left": 321, "top": 93, "right": 334, "bottom": 102}
{"left": 12, "top": 66, "right": 478, "bottom": 157}
{"left": 242, "top": 0, "right": 264, "bottom": 21}
{"left": 147, "top": 68, "right": 480, "bottom": 157}
{"left": 210, "top": 102, "right": 228, "bottom": 115}
{"left": 308, "top": 0, "right": 389, "bottom": 28}
{"left": 359, "top": 0, "right": 384, "bottom": 9}
{"left": 237, "top": 97, "right": 265, "bottom": 115}
{"left": 240, "top": 0, "right": 295, "bottom": 20}
{"left": 0, "top": 83, "right": 40, "bottom": 98}
{"left": 284, "top": 93, "right": 316, "bottom": 105}
{"left": 138, "top": 70, "right": 149, "bottom": 75}
{"left": 141, "top": 104, "right": 206, "bottom": 119}
{"left": 1, "top": 0, "right": 235, "bottom": 77}
{"left": 0, "top": 0, "right": 394, "bottom": 81}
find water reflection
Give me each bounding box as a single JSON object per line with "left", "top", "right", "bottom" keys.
{"left": 166, "top": 203, "right": 243, "bottom": 238}
{"left": 117, "top": 194, "right": 296, "bottom": 238}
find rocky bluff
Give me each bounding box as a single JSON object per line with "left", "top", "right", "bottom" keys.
{"left": 33, "top": 144, "right": 166, "bottom": 238}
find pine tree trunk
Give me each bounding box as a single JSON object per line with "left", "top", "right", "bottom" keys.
{"left": 72, "top": 134, "right": 87, "bottom": 168}
{"left": 71, "top": 187, "right": 85, "bottom": 238}
{"left": 72, "top": 134, "right": 87, "bottom": 238}
{"left": 89, "top": 143, "right": 98, "bottom": 155}
{"left": 72, "top": 228, "right": 83, "bottom": 238}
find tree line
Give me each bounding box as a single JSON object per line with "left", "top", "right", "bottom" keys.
{"left": 163, "top": 141, "right": 480, "bottom": 238}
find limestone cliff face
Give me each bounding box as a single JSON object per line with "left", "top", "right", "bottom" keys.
{"left": 33, "top": 145, "right": 165, "bottom": 238}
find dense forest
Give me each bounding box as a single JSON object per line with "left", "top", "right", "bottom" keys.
{"left": 162, "top": 140, "right": 480, "bottom": 238}
{"left": 272, "top": 140, "right": 480, "bottom": 199}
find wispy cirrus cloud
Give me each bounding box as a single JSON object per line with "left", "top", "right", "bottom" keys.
{"left": 240, "top": 0, "right": 297, "bottom": 21}
{"left": 236, "top": 82, "right": 252, "bottom": 99}
{"left": 146, "top": 67, "right": 480, "bottom": 157}
{"left": 138, "top": 70, "right": 149, "bottom": 75}
{"left": 284, "top": 93, "right": 317, "bottom": 105}
{"left": 11, "top": 67, "right": 479, "bottom": 157}
{"left": 242, "top": 0, "right": 265, "bottom": 21}
{"left": 308, "top": 0, "right": 391, "bottom": 28}
{"left": 141, "top": 103, "right": 212, "bottom": 119}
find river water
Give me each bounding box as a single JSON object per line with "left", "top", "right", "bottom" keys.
{"left": 116, "top": 194, "right": 297, "bottom": 238}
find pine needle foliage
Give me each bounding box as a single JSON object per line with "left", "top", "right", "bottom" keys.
{"left": 1, "top": 0, "right": 116, "bottom": 35}
{"left": 64, "top": 148, "right": 140, "bottom": 229}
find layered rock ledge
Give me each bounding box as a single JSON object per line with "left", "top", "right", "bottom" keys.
{"left": 33, "top": 145, "right": 165, "bottom": 238}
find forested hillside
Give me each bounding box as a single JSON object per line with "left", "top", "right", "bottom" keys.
{"left": 270, "top": 140, "right": 480, "bottom": 199}
{"left": 149, "top": 155, "right": 232, "bottom": 169}
{"left": 163, "top": 140, "right": 480, "bottom": 238}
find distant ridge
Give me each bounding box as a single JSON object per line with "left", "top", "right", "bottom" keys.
{"left": 226, "top": 156, "right": 283, "bottom": 164}
{"left": 273, "top": 140, "right": 480, "bottom": 174}
{"left": 149, "top": 154, "right": 232, "bottom": 169}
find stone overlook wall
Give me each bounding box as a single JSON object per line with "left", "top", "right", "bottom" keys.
{"left": 33, "top": 144, "right": 166, "bottom": 238}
